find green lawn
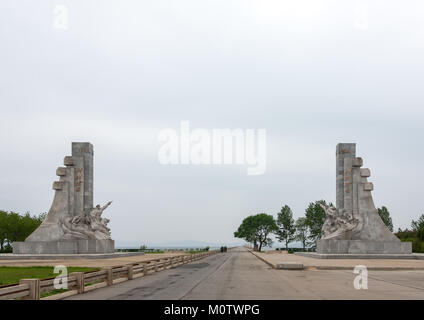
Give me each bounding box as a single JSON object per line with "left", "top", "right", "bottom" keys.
{"left": 0, "top": 266, "right": 99, "bottom": 286}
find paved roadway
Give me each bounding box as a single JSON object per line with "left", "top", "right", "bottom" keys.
{"left": 67, "top": 247, "right": 424, "bottom": 300}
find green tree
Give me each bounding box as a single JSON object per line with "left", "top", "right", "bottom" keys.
{"left": 234, "top": 215, "right": 259, "bottom": 249}
{"left": 295, "top": 217, "right": 310, "bottom": 251}
{"left": 0, "top": 211, "right": 7, "bottom": 250}
{"left": 253, "top": 214, "right": 278, "bottom": 251}
{"left": 305, "top": 200, "right": 330, "bottom": 243}
{"left": 0, "top": 211, "right": 45, "bottom": 251}
{"left": 276, "top": 205, "right": 296, "bottom": 250}
{"left": 377, "top": 206, "right": 393, "bottom": 232}
{"left": 234, "top": 213, "right": 278, "bottom": 251}
{"left": 411, "top": 214, "right": 424, "bottom": 241}
{"left": 5, "top": 212, "right": 21, "bottom": 247}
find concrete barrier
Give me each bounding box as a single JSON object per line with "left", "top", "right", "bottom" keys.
{"left": 276, "top": 263, "right": 304, "bottom": 270}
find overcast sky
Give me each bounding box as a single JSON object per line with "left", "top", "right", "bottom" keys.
{"left": 0, "top": 0, "right": 423, "bottom": 246}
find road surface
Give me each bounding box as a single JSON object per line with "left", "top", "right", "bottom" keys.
{"left": 67, "top": 247, "right": 424, "bottom": 299}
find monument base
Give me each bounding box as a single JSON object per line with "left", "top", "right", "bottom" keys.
{"left": 0, "top": 252, "right": 145, "bottom": 260}
{"left": 316, "top": 239, "right": 412, "bottom": 254}
{"left": 295, "top": 252, "right": 423, "bottom": 260}
{"left": 12, "top": 240, "right": 115, "bottom": 254}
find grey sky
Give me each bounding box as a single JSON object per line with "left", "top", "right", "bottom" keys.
{"left": 0, "top": 0, "right": 423, "bottom": 246}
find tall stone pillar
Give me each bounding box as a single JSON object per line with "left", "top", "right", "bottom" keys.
{"left": 336, "top": 143, "right": 356, "bottom": 210}
{"left": 72, "top": 143, "right": 93, "bottom": 213}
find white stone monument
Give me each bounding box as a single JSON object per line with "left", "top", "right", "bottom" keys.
{"left": 13, "top": 143, "right": 115, "bottom": 254}
{"left": 316, "top": 143, "right": 411, "bottom": 254}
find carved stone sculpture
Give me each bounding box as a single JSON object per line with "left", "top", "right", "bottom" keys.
{"left": 316, "top": 143, "right": 411, "bottom": 254}
{"left": 13, "top": 143, "right": 115, "bottom": 254}
{"left": 320, "top": 204, "right": 362, "bottom": 240}
{"left": 61, "top": 201, "right": 113, "bottom": 240}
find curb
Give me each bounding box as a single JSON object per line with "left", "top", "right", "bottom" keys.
{"left": 248, "top": 250, "right": 276, "bottom": 269}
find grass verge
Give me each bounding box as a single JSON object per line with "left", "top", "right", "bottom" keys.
{"left": 0, "top": 266, "right": 99, "bottom": 286}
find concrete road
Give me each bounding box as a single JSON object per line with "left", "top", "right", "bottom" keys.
{"left": 67, "top": 247, "right": 424, "bottom": 300}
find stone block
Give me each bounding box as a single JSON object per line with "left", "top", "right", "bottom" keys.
{"left": 276, "top": 262, "right": 304, "bottom": 270}
{"left": 56, "top": 167, "right": 67, "bottom": 176}
{"left": 352, "top": 157, "right": 363, "bottom": 167}
{"left": 52, "top": 181, "right": 65, "bottom": 190}
{"left": 364, "top": 182, "right": 374, "bottom": 191}
{"left": 64, "top": 156, "right": 75, "bottom": 166}
{"left": 360, "top": 168, "right": 371, "bottom": 177}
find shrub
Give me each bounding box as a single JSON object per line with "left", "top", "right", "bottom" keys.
{"left": 400, "top": 238, "right": 424, "bottom": 253}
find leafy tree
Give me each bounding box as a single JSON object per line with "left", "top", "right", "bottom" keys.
{"left": 253, "top": 214, "right": 278, "bottom": 251}
{"left": 276, "top": 205, "right": 296, "bottom": 250}
{"left": 234, "top": 213, "right": 278, "bottom": 251}
{"left": 4, "top": 212, "right": 21, "bottom": 247}
{"left": 377, "top": 206, "right": 393, "bottom": 232}
{"left": 234, "top": 215, "right": 259, "bottom": 249}
{"left": 395, "top": 228, "right": 416, "bottom": 240}
{"left": 305, "top": 200, "right": 330, "bottom": 243}
{"left": 0, "top": 211, "right": 7, "bottom": 250}
{"left": 295, "top": 217, "right": 310, "bottom": 251}
{"left": 0, "top": 211, "right": 45, "bottom": 251}
{"left": 411, "top": 214, "right": 424, "bottom": 241}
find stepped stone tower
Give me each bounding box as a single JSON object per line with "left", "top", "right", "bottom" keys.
{"left": 13, "top": 143, "right": 114, "bottom": 254}
{"left": 317, "top": 143, "right": 411, "bottom": 254}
